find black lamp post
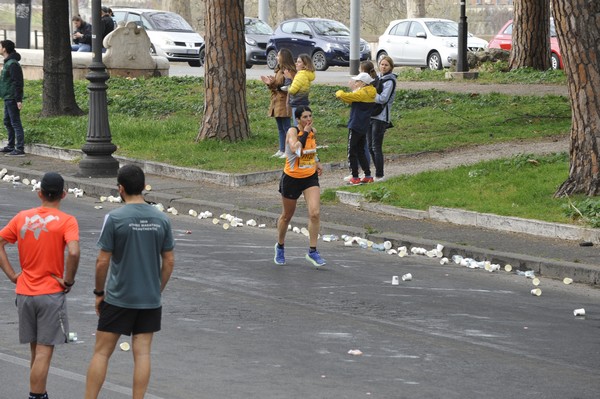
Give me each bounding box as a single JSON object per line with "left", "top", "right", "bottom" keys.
{"left": 78, "top": 0, "right": 119, "bottom": 177}
{"left": 456, "top": 0, "right": 468, "bottom": 72}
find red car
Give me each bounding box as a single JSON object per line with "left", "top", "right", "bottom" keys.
{"left": 488, "top": 19, "right": 563, "bottom": 70}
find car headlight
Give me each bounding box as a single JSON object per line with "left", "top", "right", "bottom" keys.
{"left": 245, "top": 37, "right": 257, "bottom": 46}
{"left": 328, "top": 43, "right": 344, "bottom": 50}
{"left": 160, "top": 38, "right": 175, "bottom": 46}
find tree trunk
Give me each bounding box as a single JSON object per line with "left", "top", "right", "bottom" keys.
{"left": 276, "top": 0, "right": 297, "bottom": 25}
{"left": 406, "top": 0, "right": 426, "bottom": 18}
{"left": 41, "top": 0, "right": 84, "bottom": 116}
{"left": 197, "top": 0, "right": 249, "bottom": 141}
{"left": 552, "top": 0, "right": 600, "bottom": 197}
{"left": 509, "top": 0, "right": 551, "bottom": 70}
{"left": 162, "top": 0, "right": 192, "bottom": 24}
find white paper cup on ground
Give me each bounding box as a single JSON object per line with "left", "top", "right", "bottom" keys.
{"left": 573, "top": 308, "right": 585, "bottom": 316}
{"left": 563, "top": 277, "right": 573, "bottom": 285}
{"left": 504, "top": 264, "right": 513, "bottom": 272}
{"left": 391, "top": 276, "right": 399, "bottom": 285}
{"left": 532, "top": 278, "right": 540, "bottom": 286}
{"left": 530, "top": 288, "right": 542, "bottom": 296}
{"left": 401, "top": 273, "right": 412, "bottom": 281}
{"left": 119, "top": 342, "right": 131, "bottom": 351}
{"left": 68, "top": 332, "right": 77, "bottom": 342}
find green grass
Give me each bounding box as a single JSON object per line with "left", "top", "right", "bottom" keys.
{"left": 329, "top": 152, "right": 580, "bottom": 224}
{"left": 15, "top": 74, "right": 571, "bottom": 173}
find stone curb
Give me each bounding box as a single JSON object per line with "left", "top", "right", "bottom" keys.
{"left": 335, "top": 191, "right": 600, "bottom": 244}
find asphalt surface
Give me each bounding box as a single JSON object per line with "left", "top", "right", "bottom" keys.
{"left": 1, "top": 182, "right": 599, "bottom": 399}
{"left": 0, "top": 138, "right": 599, "bottom": 287}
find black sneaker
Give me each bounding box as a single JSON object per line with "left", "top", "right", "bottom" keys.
{"left": 0, "top": 146, "right": 14, "bottom": 153}
{"left": 5, "top": 149, "right": 25, "bottom": 157}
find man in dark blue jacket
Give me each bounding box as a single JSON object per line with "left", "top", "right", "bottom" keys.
{"left": 0, "top": 40, "right": 24, "bottom": 157}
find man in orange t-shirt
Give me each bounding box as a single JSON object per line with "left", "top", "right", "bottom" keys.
{"left": 0, "top": 172, "right": 80, "bottom": 399}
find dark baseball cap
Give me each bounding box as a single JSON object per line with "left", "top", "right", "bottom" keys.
{"left": 41, "top": 172, "right": 64, "bottom": 195}
{"left": 101, "top": 6, "right": 110, "bottom": 13}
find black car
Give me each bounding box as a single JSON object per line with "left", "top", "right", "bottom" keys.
{"left": 265, "top": 18, "right": 371, "bottom": 71}
{"left": 199, "top": 17, "right": 273, "bottom": 68}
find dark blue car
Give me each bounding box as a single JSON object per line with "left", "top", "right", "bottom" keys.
{"left": 265, "top": 18, "right": 371, "bottom": 71}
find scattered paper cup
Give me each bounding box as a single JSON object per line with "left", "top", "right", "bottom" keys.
{"left": 347, "top": 349, "right": 362, "bottom": 356}
{"left": 573, "top": 308, "right": 585, "bottom": 316}
{"left": 563, "top": 277, "right": 573, "bottom": 285}
{"left": 119, "top": 342, "right": 131, "bottom": 351}
{"left": 212, "top": 218, "right": 219, "bottom": 225}
{"left": 391, "top": 276, "right": 399, "bottom": 285}
{"left": 532, "top": 278, "right": 540, "bottom": 286}
{"left": 504, "top": 264, "right": 513, "bottom": 272}
{"left": 144, "top": 184, "right": 152, "bottom": 191}
{"left": 401, "top": 273, "right": 412, "bottom": 281}
{"left": 530, "top": 288, "right": 542, "bottom": 296}
{"left": 223, "top": 223, "right": 230, "bottom": 230}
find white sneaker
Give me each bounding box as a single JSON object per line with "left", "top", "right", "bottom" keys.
{"left": 272, "top": 150, "right": 284, "bottom": 157}
{"left": 343, "top": 174, "right": 353, "bottom": 182}
{"left": 374, "top": 176, "right": 387, "bottom": 182}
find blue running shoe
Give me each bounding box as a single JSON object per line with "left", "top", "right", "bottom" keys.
{"left": 305, "top": 250, "right": 326, "bottom": 267}
{"left": 274, "top": 243, "right": 285, "bottom": 265}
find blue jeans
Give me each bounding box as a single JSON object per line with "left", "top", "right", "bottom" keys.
{"left": 276, "top": 117, "right": 291, "bottom": 152}
{"left": 71, "top": 43, "right": 91, "bottom": 52}
{"left": 4, "top": 99, "right": 24, "bottom": 151}
{"left": 367, "top": 119, "right": 387, "bottom": 178}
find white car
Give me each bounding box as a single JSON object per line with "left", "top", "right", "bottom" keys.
{"left": 376, "top": 18, "right": 488, "bottom": 70}
{"left": 112, "top": 8, "right": 204, "bottom": 67}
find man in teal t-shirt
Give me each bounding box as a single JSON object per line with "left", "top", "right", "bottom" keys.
{"left": 85, "top": 165, "right": 175, "bottom": 399}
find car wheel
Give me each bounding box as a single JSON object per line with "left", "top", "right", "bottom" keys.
{"left": 312, "top": 51, "right": 328, "bottom": 71}
{"left": 266, "top": 49, "right": 278, "bottom": 70}
{"left": 551, "top": 53, "right": 560, "bottom": 70}
{"left": 377, "top": 51, "right": 389, "bottom": 65}
{"left": 246, "top": 63, "right": 253, "bottom": 69}
{"left": 188, "top": 60, "right": 201, "bottom": 67}
{"left": 198, "top": 47, "right": 205, "bottom": 66}
{"left": 427, "top": 51, "right": 443, "bottom": 70}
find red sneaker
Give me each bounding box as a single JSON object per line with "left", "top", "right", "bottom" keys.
{"left": 348, "top": 177, "right": 362, "bottom": 185}
{"left": 361, "top": 177, "right": 374, "bottom": 183}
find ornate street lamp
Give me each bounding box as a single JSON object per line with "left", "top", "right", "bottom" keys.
{"left": 78, "top": 0, "right": 119, "bottom": 177}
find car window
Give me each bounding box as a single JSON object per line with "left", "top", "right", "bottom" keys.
{"left": 126, "top": 13, "right": 146, "bottom": 28}
{"left": 293, "top": 21, "right": 312, "bottom": 35}
{"left": 245, "top": 19, "right": 273, "bottom": 35}
{"left": 311, "top": 20, "right": 350, "bottom": 37}
{"left": 503, "top": 23, "right": 513, "bottom": 35}
{"left": 113, "top": 11, "right": 127, "bottom": 23}
{"left": 426, "top": 21, "right": 459, "bottom": 37}
{"left": 408, "top": 21, "right": 426, "bottom": 37}
{"left": 146, "top": 12, "right": 195, "bottom": 32}
{"left": 390, "top": 21, "right": 410, "bottom": 36}
{"left": 280, "top": 21, "right": 296, "bottom": 34}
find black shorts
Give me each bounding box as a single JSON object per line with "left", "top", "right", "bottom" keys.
{"left": 279, "top": 171, "right": 319, "bottom": 200}
{"left": 97, "top": 301, "right": 162, "bottom": 336}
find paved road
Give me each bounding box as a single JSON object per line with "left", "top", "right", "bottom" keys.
{"left": 0, "top": 180, "right": 598, "bottom": 398}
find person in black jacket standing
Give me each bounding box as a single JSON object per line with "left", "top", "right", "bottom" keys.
{"left": 0, "top": 40, "right": 25, "bottom": 157}
{"left": 101, "top": 6, "right": 115, "bottom": 48}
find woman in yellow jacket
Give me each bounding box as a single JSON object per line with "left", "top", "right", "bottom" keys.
{"left": 335, "top": 72, "right": 377, "bottom": 186}
{"left": 274, "top": 106, "right": 326, "bottom": 267}
{"left": 284, "top": 54, "right": 315, "bottom": 126}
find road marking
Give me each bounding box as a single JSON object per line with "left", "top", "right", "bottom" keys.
{"left": 0, "top": 352, "right": 165, "bottom": 399}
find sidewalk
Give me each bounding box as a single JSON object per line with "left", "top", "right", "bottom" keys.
{"left": 1, "top": 142, "right": 599, "bottom": 286}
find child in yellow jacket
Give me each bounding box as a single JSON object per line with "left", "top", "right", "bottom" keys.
{"left": 335, "top": 72, "right": 376, "bottom": 185}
